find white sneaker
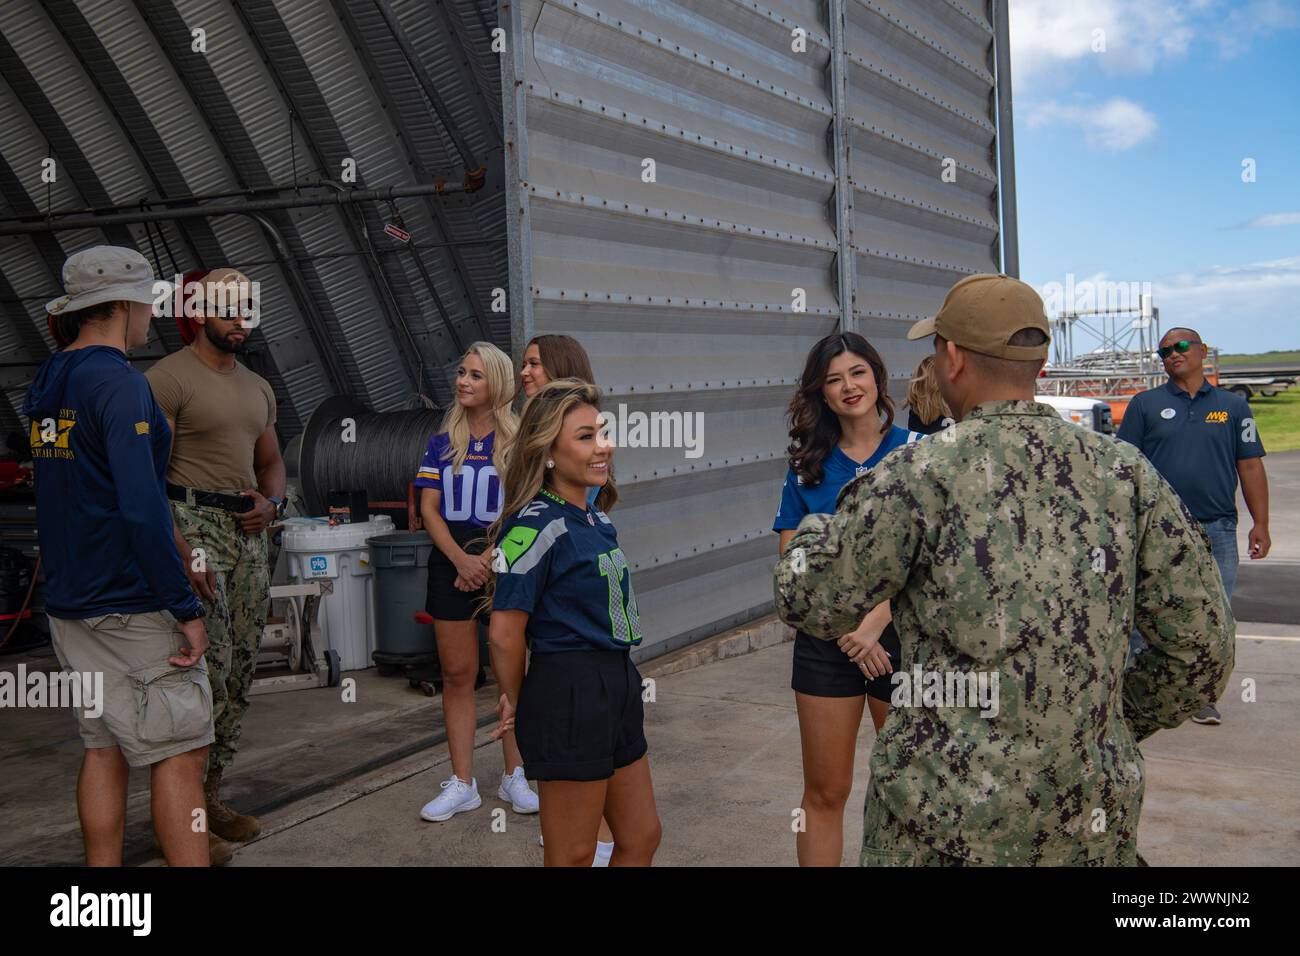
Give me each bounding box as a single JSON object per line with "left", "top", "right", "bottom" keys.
{"left": 592, "top": 840, "right": 614, "bottom": 867}
{"left": 497, "top": 766, "right": 539, "bottom": 814}
{"left": 419, "top": 775, "right": 481, "bottom": 822}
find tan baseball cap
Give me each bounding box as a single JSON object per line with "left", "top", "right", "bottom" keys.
{"left": 906, "top": 273, "right": 1050, "bottom": 361}
{"left": 192, "top": 267, "right": 259, "bottom": 324}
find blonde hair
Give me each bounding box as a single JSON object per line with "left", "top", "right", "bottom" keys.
{"left": 440, "top": 341, "right": 518, "bottom": 475}
{"left": 479, "top": 379, "right": 617, "bottom": 613}
{"left": 906, "top": 355, "right": 951, "bottom": 425}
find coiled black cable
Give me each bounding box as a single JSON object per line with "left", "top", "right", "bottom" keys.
{"left": 298, "top": 398, "right": 443, "bottom": 512}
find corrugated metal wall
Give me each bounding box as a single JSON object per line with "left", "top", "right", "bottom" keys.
{"left": 0, "top": 0, "right": 1008, "bottom": 659}
{"left": 0, "top": 0, "right": 507, "bottom": 437}
{"left": 503, "top": 0, "right": 1007, "bottom": 657}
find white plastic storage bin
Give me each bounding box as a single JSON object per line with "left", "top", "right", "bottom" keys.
{"left": 281, "top": 516, "right": 394, "bottom": 672}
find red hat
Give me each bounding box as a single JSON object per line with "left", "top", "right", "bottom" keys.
{"left": 176, "top": 269, "right": 208, "bottom": 344}
{"left": 46, "top": 311, "right": 70, "bottom": 349}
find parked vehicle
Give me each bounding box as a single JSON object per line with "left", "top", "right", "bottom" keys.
{"left": 1215, "top": 371, "right": 1297, "bottom": 401}
{"left": 1036, "top": 395, "right": 1114, "bottom": 434}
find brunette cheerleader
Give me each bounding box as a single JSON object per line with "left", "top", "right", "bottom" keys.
{"left": 774, "top": 333, "right": 920, "bottom": 866}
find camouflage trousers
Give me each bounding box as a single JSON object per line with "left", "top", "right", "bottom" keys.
{"left": 171, "top": 500, "right": 270, "bottom": 778}
{"left": 859, "top": 789, "right": 1142, "bottom": 867}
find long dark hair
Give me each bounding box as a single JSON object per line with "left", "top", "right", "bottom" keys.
{"left": 786, "top": 332, "right": 894, "bottom": 487}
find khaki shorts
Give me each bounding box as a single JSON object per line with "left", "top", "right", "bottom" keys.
{"left": 48, "top": 612, "right": 215, "bottom": 768}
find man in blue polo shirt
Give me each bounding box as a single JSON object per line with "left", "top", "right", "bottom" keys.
{"left": 1118, "top": 326, "right": 1270, "bottom": 725}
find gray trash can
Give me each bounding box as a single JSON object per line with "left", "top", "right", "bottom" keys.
{"left": 369, "top": 532, "right": 435, "bottom": 657}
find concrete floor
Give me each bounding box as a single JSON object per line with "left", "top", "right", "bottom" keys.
{"left": 0, "top": 658, "right": 491, "bottom": 865}
{"left": 1232, "top": 450, "right": 1299, "bottom": 626}
{"left": 220, "top": 628, "right": 1299, "bottom": 867}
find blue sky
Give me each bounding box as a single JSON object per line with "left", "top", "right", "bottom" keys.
{"left": 1009, "top": 0, "right": 1300, "bottom": 354}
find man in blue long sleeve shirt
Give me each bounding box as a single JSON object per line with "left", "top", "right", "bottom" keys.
{"left": 25, "top": 246, "right": 213, "bottom": 867}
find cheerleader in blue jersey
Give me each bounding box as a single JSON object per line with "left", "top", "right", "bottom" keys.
{"left": 415, "top": 342, "right": 538, "bottom": 822}
{"left": 774, "top": 332, "right": 921, "bottom": 866}
{"left": 516, "top": 334, "right": 620, "bottom": 864}
{"left": 484, "top": 379, "right": 661, "bottom": 866}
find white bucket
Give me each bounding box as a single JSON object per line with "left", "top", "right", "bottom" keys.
{"left": 281, "top": 516, "right": 394, "bottom": 671}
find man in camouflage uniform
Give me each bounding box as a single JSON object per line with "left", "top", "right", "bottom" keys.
{"left": 146, "top": 268, "right": 285, "bottom": 864}
{"left": 774, "top": 274, "right": 1234, "bottom": 866}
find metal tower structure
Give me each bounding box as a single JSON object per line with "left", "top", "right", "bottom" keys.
{"left": 1041, "top": 293, "right": 1168, "bottom": 399}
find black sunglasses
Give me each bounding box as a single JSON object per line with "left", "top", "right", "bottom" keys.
{"left": 1157, "top": 340, "right": 1200, "bottom": 359}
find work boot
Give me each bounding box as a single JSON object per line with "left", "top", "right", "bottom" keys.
{"left": 208, "top": 832, "right": 234, "bottom": 867}
{"left": 204, "top": 770, "right": 262, "bottom": 842}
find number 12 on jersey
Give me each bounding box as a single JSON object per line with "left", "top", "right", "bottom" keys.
{"left": 597, "top": 548, "right": 642, "bottom": 644}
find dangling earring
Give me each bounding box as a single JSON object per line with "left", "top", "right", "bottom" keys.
{"left": 546, "top": 459, "right": 555, "bottom": 469}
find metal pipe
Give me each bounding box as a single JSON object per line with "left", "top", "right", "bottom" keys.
{"left": 14, "top": 180, "right": 377, "bottom": 221}
{"left": 992, "top": 0, "right": 1020, "bottom": 277}
{"left": 828, "top": 0, "right": 856, "bottom": 333}
{"left": 0, "top": 182, "right": 482, "bottom": 236}
{"left": 500, "top": 0, "right": 535, "bottom": 357}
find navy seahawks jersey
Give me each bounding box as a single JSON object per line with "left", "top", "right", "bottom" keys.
{"left": 413, "top": 431, "right": 502, "bottom": 529}
{"left": 773, "top": 425, "right": 921, "bottom": 530}
{"left": 492, "top": 487, "right": 642, "bottom": 653}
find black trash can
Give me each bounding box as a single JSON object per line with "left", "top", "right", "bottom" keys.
{"left": 370, "top": 532, "right": 435, "bottom": 658}
{"left": 369, "top": 532, "right": 490, "bottom": 694}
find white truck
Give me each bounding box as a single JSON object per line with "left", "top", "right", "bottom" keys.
{"left": 1036, "top": 395, "right": 1115, "bottom": 434}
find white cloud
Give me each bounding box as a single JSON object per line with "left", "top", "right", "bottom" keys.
{"left": 1009, "top": 0, "right": 1298, "bottom": 80}
{"left": 1213, "top": 0, "right": 1300, "bottom": 58}
{"left": 1009, "top": 0, "right": 1194, "bottom": 79}
{"left": 1024, "top": 97, "right": 1158, "bottom": 151}
{"left": 1032, "top": 258, "right": 1300, "bottom": 352}
{"left": 1153, "top": 256, "right": 1300, "bottom": 351}
{"left": 1244, "top": 212, "right": 1300, "bottom": 228}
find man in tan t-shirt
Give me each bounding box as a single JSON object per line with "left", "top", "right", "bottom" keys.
{"left": 145, "top": 267, "right": 285, "bottom": 865}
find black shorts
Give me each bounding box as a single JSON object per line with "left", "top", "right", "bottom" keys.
{"left": 517, "top": 649, "right": 648, "bottom": 782}
{"left": 425, "top": 524, "right": 489, "bottom": 622}
{"left": 791, "top": 624, "right": 901, "bottom": 703}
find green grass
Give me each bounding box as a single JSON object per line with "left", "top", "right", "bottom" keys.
{"left": 1218, "top": 350, "right": 1300, "bottom": 367}
{"left": 1249, "top": 388, "right": 1300, "bottom": 453}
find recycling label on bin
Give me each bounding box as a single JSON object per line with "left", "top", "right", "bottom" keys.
{"left": 303, "top": 554, "right": 336, "bottom": 578}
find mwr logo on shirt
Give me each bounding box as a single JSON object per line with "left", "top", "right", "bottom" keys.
{"left": 1204, "top": 411, "right": 1228, "bottom": 424}
{"left": 134, "top": 420, "right": 150, "bottom": 435}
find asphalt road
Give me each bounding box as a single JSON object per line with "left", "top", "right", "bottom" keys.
{"left": 1232, "top": 450, "right": 1298, "bottom": 625}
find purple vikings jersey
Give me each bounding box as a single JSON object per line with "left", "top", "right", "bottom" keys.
{"left": 413, "top": 431, "right": 503, "bottom": 529}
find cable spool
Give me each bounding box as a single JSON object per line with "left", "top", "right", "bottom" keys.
{"left": 297, "top": 395, "right": 443, "bottom": 515}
